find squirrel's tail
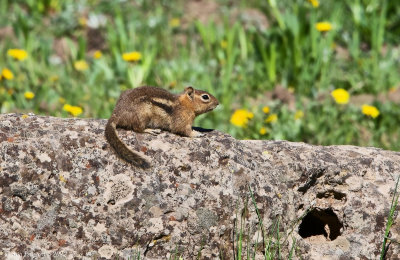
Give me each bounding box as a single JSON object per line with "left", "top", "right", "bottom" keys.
{"left": 105, "top": 119, "right": 151, "bottom": 169}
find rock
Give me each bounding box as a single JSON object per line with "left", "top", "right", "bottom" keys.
{"left": 1, "top": 113, "right": 400, "bottom": 259}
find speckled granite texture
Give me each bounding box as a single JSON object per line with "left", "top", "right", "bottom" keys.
{"left": 1, "top": 113, "right": 400, "bottom": 259}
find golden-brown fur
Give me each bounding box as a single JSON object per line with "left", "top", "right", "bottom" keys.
{"left": 105, "top": 86, "right": 219, "bottom": 168}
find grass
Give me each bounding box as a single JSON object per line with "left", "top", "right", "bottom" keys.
{"left": 121, "top": 184, "right": 301, "bottom": 259}
{"left": 381, "top": 174, "right": 400, "bottom": 259}
{"left": 229, "top": 184, "right": 301, "bottom": 259}
{"left": 1, "top": 0, "right": 400, "bottom": 150}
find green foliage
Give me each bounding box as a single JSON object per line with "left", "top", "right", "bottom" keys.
{"left": 1, "top": 0, "right": 399, "bottom": 150}
{"left": 231, "top": 184, "right": 300, "bottom": 259}
{"left": 381, "top": 174, "right": 400, "bottom": 259}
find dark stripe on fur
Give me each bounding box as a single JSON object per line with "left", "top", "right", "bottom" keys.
{"left": 150, "top": 100, "right": 173, "bottom": 114}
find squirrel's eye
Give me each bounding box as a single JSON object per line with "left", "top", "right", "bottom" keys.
{"left": 201, "top": 94, "right": 210, "bottom": 100}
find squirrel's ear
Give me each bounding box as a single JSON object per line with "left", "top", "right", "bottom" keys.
{"left": 185, "top": 86, "right": 194, "bottom": 100}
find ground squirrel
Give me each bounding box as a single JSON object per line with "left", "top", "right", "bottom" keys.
{"left": 105, "top": 86, "right": 219, "bottom": 168}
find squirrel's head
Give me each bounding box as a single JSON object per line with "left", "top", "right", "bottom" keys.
{"left": 182, "top": 86, "right": 219, "bottom": 116}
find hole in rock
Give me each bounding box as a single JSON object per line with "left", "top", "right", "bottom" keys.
{"left": 316, "top": 190, "right": 346, "bottom": 201}
{"left": 298, "top": 208, "right": 343, "bottom": 241}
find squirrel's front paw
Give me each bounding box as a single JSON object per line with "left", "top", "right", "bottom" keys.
{"left": 190, "top": 130, "right": 205, "bottom": 138}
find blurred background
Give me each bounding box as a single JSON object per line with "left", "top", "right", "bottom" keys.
{"left": 0, "top": 0, "right": 399, "bottom": 150}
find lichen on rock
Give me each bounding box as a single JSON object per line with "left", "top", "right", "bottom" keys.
{"left": 1, "top": 113, "right": 400, "bottom": 259}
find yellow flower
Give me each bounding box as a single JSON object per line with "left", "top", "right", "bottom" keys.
{"left": 63, "top": 104, "right": 71, "bottom": 111}
{"left": 122, "top": 51, "right": 142, "bottom": 62}
{"left": 331, "top": 88, "right": 350, "bottom": 104}
{"left": 59, "top": 97, "right": 66, "bottom": 104}
{"left": 70, "top": 106, "right": 83, "bottom": 117}
{"left": 315, "top": 22, "right": 333, "bottom": 32}
{"left": 93, "top": 50, "right": 102, "bottom": 59}
{"left": 362, "top": 105, "right": 380, "bottom": 118}
{"left": 79, "top": 17, "right": 87, "bottom": 26}
{"left": 74, "top": 60, "right": 89, "bottom": 71}
{"left": 265, "top": 114, "right": 278, "bottom": 123}
{"left": 230, "top": 109, "right": 254, "bottom": 127}
{"left": 294, "top": 110, "right": 304, "bottom": 120}
{"left": 1, "top": 68, "right": 14, "bottom": 80}
{"left": 262, "top": 106, "right": 270, "bottom": 114}
{"left": 21, "top": 114, "right": 29, "bottom": 119}
{"left": 259, "top": 127, "right": 267, "bottom": 135}
{"left": 169, "top": 18, "right": 180, "bottom": 28}
{"left": 50, "top": 75, "right": 59, "bottom": 82}
{"left": 220, "top": 40, "right": 228, "bottom": 49}
{"left": 24, "top": 91, "right": 35, "bottom": 100}
{"left": 63, "top": 104, "right": 83, "bottom": 117}
{"left": 308, "top": 0, "right": 319, "bottom": 8}
{"left": 7, "top": 49, "right": 28, "bottom": 61}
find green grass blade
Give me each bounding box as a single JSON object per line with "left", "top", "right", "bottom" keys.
{"left": 380, "top": 174, "right": 400, "bottom": 259}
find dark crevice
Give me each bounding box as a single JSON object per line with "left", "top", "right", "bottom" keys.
{"left": 298, "top": 208, "right": 343, "bottom": 241}
{"left": 297, "top": 168, "right": 326, "bottom": 194}
{"left": 316, "top": 190, "right": 347, "bottom": 201}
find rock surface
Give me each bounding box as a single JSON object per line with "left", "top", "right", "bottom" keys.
{"left": 1, "top": 113, "right": 400, "bottom": 259}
